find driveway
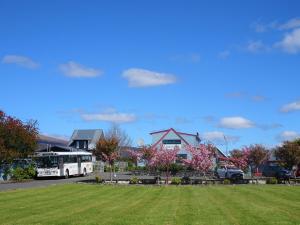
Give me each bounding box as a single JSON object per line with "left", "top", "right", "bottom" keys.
{"left": 0, "top": 175, "right": 94, "bottom": 191}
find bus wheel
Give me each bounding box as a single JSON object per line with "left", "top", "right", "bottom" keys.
{"left": 65, "top": 169, "right": 69, "bottom": 179}
{"left": 83, "top": 168, "right": 87, "bottom": 177}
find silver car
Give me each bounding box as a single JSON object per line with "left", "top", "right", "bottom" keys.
{"left": 217, "top": 167, "right": 244, "bottom": 180}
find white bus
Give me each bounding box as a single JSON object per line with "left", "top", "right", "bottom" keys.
{"left": 35, "top": 150, "right": 93, "bottom": 178}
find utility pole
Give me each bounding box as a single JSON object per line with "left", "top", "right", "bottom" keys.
{"left": 223, "top": 135, "right": 228, "bottom": 156}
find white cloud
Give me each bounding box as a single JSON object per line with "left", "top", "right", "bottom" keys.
{"left": 280, "top": 100, "right": 300, "bottom": 113}
{"left": 278, "top": 18, "right": 300, "bottom": 30}
{"left": 219, "top": 117, "right": 255, "bottom": 129}
{"left": 59, "top": 61, "right": 102, "bottom": 78}
{"left": 2, "top": 55, "right": 39, "bottom": 69}
{"left": 122, "top": 68, "right": 177, "bottom": 87}
{"left": 81, "top": 110, "right": 136, "bottom": 123}
{"left": 251, "top": 18, "right": 300, "bottom": 33}
{"left": 277, "top": 131, "right": 300, "bottom": 142}
{"left": 201, "top": 131, "right": 240, "bottom": 145}
{"left": 276, "top": 28, "right": 300, "bottom": 54}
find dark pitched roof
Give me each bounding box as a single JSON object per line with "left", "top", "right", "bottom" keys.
{"left": 68, "top": 129, "right": 103, "bottom": 148}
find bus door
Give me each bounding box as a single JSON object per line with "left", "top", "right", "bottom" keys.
{"left": 59, "top": 156, "right": 64, "bottom": 176}
{"left": 77, "top": 156, "right": 81, "bottom": 175}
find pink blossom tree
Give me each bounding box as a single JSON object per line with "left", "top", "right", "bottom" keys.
{"left": 126, "top": 149, "right": 143, "bottom": 166}
{"left": 149, "top": 145, "right": 179, "bottom": 184}
{"left": 183, "top": 144, "right": 214, "bottom": 177}
{"left": 141, "top": 145, "right": 157, "bottom": 168}
{"left": 219, "top": 147, "right": 250, "bottom": 171}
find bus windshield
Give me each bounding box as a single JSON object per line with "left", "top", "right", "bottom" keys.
{"left": 35, "top": 156, "right": 58, "bottom": 168}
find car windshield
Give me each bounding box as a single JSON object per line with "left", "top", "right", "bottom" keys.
{"left": 35, "top": 156, "right": 58, "bottom": 168}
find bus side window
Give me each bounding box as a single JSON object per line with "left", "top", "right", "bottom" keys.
{"left": 63, "top": 156, "right": 70, "bottom": 163}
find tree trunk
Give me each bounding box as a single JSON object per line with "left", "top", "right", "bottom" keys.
{"left": 110, "top": 164, "right": 113, "bottom": 183}
{"left": 166, "top": 167, "right": 169, "bottom": 185}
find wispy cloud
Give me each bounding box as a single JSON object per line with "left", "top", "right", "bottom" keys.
{"left": 202, "top": 115, "right": 216, "bottom": 123}
{"left": 252, "top": 95, "right": 267, "bottom": 102}
{"left": 218, "top": 50, "right": 230, "bottom": 59}
{"left": 250, "top": 18, "right": 300, "bottom": 54}
{"left": 201, "top": 131, "right": 240, "bottom": 145}
{"left": 225, "top": 92, "right": 245, "bottom": 99}
{"left": 275, "top": 28, "right": 300, "bottom": 54}
{"left": 122, "top": 68, "right": 177, "bottom": 88}
{"left": 277, "top": 131, "right": 300, "bottom": 142}
{"left": 2, "top": 55, "right": 39, "bottom": 69}
{"left": 219, "top": 116, "right": 255, "bottom": 129}
{"left": 251, "top": 20, "right": 278, "bottom": 33}
{"left": 175, "top": 117, "right": 191, "bottom": 124}
{"left": 169, "top": 53, "right": 201, "bottom": 63}
{"left": 280, "top": 100, "right": 300, "bottom": 113}
{"left": 246, "top": 40, "right": 270, "bottom": 53}
{"left": 59, "top": 61, "right": 102, "bottom": 78}
{"left": 258, "top": 123, "right": 282, "bottom": 131}
{"left": 278, "top": 18, "right": 300, "bottom": 30}
{"left": 251, "top": 18, "right": 300, "bottom": 33}
{"left": 225, "top": 92, "right": 267, "bottom": 102}
{"left": 81, "top": 108, "right": 136, "bottom": 123}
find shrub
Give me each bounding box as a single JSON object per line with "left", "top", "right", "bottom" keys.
{"left": 95, "top": 176, "right": 103, "bottom": 183}
{"left": 104, "top": 165, "right": 109, "bottom": 172}
{"left": 171, "top": 177, "right": 181, "bottom": 185}
{"left": 11, "top": 165, "right": 36, "bottom": 181}
{"left": 266, "top": 177, "right": 278, "bottom": 184}
{"left": 170, "top": 164, "right": 184, "bottom": 175}
{"left": 129, "top": 177, "right": 139, "bottom": 184}
{"left": 223, "top": 179, "right": 231, "bottom": 185}
{"left": 181, "top": 176, "right": 191, "bottom": 185}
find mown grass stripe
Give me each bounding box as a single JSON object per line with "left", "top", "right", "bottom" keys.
{"left": 0, "top": 184, "right": 299, "bottom": 225}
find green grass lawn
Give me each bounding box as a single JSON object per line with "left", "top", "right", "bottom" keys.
{"left": 0, "top": 184, "right": 299, "bottom": 225}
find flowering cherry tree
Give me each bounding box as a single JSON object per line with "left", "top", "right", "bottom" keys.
{"left": 95, "top": 135, "right": 119, "bottom": 182}
{"left": 126, "top": 149, "right": 143, "bottom": 166}
{"left": 183, "top": 144, "right": 214, "bottom": 176}
{"left": 140, "top": 145, "right": 157, "bottom": 168}
{"left": 149, "top": 145, "right": 179, "bottom": 184}
{"left": 219, "top": 147, "right": 250, "bottom": 171}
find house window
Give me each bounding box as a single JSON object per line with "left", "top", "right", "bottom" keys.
{"left": 83, "top": 141, "right": 87, "bottom": 149}
{"left": 76, "top": 141, "right": 79, "bottom": 149}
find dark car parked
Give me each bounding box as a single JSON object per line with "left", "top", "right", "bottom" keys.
{"left": 261, "top": 164, "right": 291, "bottom": 180}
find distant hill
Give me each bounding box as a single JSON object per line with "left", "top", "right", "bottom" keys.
{"left": 37, "top": 134, "right": 69, "bottom": 151}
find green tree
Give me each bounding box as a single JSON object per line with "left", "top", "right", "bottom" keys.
{"left": 275, "top": 139, "right": 300, "bottom": 169}
{"left": 248, "top": 144, "right": 269, "bottom": 170}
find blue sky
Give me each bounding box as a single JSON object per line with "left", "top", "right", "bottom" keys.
{"left": 1, "top": 0, "right": 300, "bottom": 152}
